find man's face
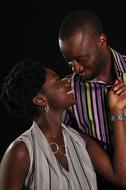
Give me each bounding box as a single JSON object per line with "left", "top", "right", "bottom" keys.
{"left": 59, "top": 32, "right": 106, "bottom": 81}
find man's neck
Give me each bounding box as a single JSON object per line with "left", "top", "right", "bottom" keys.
{"left": 96, "top": 49, "right": 116, "bottom": 83}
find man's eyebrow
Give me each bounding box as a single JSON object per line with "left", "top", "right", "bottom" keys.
{"left": 65, "top": 54, "right": 87, "bottom": 61}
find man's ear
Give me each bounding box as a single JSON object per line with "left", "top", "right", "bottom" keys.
{"left": 99, "top": 34, "right": 107, "bottom": 47}
{"left": 32, "top": 94, "right": 47, "bottom": 106}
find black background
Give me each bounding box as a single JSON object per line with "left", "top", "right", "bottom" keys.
{"left": 0, "top": 1, "right": 126, "bottom": 159}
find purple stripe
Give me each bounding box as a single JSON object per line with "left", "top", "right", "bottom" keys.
{"left": 119, "top": 53, "right": 126, "bottom": 71}
{"left": 74, "top": 82, "right": 88, "bottom": 133}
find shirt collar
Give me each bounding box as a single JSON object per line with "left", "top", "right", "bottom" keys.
{"left": 73, "top": 47, "right": 126, "bottom": 85}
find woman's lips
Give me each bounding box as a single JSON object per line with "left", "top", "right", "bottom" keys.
{"left": 67, "top": 90, "right": 73, "bottom": 95}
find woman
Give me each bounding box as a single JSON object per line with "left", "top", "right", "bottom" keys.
{"left": 0, "top": 58, "right": 126, "bottom": 190}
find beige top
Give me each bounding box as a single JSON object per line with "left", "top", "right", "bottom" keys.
{"left": 15, "top": 121, "right": 97, "bottom": 190}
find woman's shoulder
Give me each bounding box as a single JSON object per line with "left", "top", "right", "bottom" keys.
{"left": 1, "top": 127, "right": 33, "bottom": 170}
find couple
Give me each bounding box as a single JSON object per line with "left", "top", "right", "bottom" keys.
{"left": 0, "top": 58, "right": 126, "bottom": 190}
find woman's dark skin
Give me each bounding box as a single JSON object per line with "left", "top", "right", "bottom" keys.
{"left": 0, "top": 69, "right": 126, "bottom": 190}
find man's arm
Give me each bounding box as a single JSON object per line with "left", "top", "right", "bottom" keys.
{"left": 81, "top": 78, "right": 126, "bottom": 188}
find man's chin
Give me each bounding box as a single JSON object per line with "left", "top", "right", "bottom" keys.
{"left": 81, "top": 75, "right": 96, "bottom": 81}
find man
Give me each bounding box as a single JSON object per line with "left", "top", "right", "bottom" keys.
{"left": 58, "top": 10, "right": 126, "bottom": 190}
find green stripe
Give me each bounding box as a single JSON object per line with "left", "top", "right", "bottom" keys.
{"left": 86, "top": 82, "right": 95, "bottom": 136}
{"left": 123, "top": 73, "right": 126, "bottom": 84}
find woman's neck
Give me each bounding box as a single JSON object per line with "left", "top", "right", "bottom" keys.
{"left": 35, "top": 112, "right": 63, "bottom": 138}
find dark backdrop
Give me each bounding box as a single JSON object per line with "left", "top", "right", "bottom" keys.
{"left": 0, "top": 1, "right": 126, "bottom": 159}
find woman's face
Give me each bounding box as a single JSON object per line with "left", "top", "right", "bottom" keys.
{"left": 42, "top": 69, "right": 75, "bottom": 110}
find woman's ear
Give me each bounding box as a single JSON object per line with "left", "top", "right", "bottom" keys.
{"left": 32, "top": 94, "right": 47, "bottom": 106}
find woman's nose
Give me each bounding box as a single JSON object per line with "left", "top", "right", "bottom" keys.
{"left": 62, "top": 77, "right": 71, "bottom": 86}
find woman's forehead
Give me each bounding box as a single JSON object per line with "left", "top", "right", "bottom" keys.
{"left": 46, "top": 69, "right": 59, "bottom": 80}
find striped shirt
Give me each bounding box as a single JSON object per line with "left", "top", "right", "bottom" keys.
{"left": 62, "top": 47, "right": 126, "bottom": 151}
{"left": 15, "top": 121, "right": 97, "bottom": 190}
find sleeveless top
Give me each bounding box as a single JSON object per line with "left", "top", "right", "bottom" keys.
{"left": 15, "top": 121, "right": 97, "bottom": 190}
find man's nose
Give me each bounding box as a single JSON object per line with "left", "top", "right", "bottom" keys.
{"left": 73, "top": 62, "right": 84, "bottom": 74}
